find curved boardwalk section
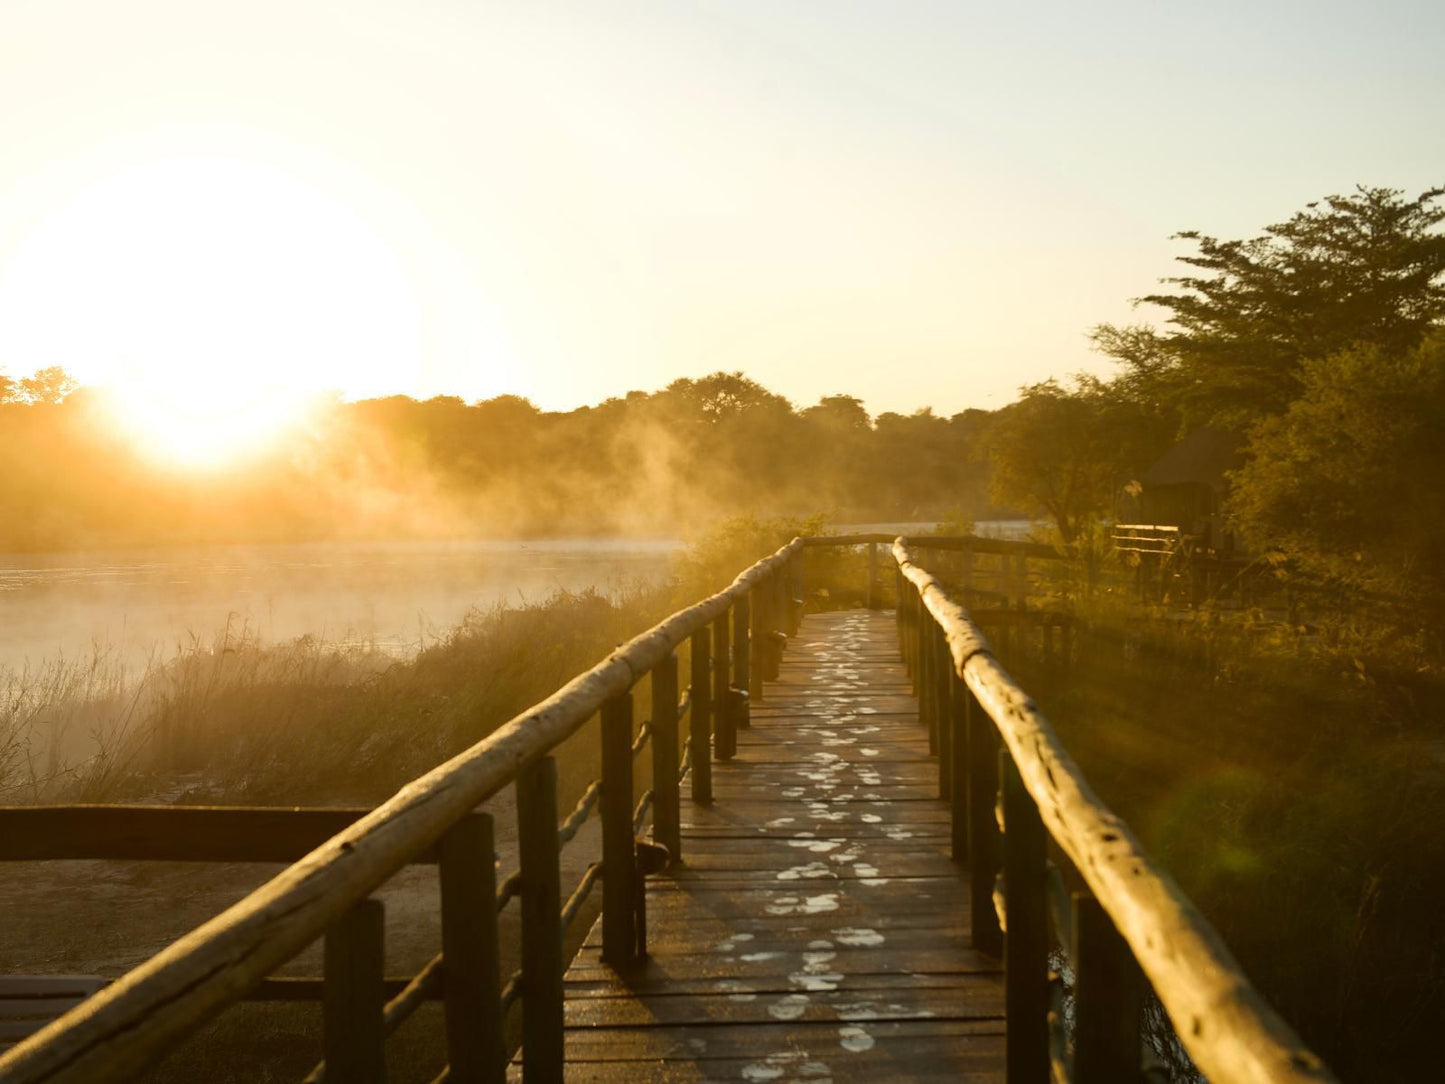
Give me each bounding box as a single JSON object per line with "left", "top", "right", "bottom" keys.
{"left": 547, "top": 611, "right": 1005, "bottom": 1082}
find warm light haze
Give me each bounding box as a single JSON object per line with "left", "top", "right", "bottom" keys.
{"left": 1, "top": 0, "right": 1441, "bottom": 441}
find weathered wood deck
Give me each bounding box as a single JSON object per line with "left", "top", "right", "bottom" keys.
{"left": 548, "top": 610, "right": 1006, "bottom": 1081}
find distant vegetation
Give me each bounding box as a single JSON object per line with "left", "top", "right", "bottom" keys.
{"left": 0, "top": 369, "right": 1001, "bottom": 551}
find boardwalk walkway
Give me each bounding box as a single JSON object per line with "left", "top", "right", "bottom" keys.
{"left": 550, "top": 611, "right": 1006, "bottom": 1082}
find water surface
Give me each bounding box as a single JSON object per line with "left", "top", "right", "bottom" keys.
{"left": 0, "top": 538, "right": 679, "bottom": 672}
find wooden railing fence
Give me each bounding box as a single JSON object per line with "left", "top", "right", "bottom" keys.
{"left": 0, "top": 534, "right": 1338, "bottom": 1084}
{"left": 0, "top": 541, "right": 806, "bottom": 1084}
{"left": 893, "top": 537, "right": 1337, "bottom": 1084}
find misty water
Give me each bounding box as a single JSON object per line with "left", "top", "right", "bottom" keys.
{"left": 0, "top": 538, "right": 680, "bottom": 674}
{"left": 0, "top": 521, "right": 1033, "bottom": 675}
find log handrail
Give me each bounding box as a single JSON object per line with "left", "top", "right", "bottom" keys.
{"left": 893, "top": 537, "right": 1336, "bottom": 1084}
{"left": 0, "top": 540, "right": 803, "bottom": 1083}
{"left": 0, "top": 531, "right": 1335, "bottom": 1083}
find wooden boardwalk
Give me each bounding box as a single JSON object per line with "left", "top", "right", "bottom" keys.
{"left": 549, "top": 610, "right": 1006, "bottom": 1082}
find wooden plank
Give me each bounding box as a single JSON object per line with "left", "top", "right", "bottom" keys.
{"left": 556, "top": 1017, "right": 1007, "bottom": 1058}
{"left": 555, "top": 611, "right": 1006, "bottom": 1081}
{"left": 563, "top": 985, "right": 1002, "bottom": 1026}
{"left": 0, "top": 807, "right": 487, "bottom": 864}
{"left": 562, "top": 968, "right": 999, "bottom": 996}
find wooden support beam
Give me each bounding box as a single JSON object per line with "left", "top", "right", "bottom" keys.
{"left": 516, "top": 758, "right": 563, "bottom": 1084}
{"left": 688, "top": 630, "right": 712, "bottom": 805}
{"left": 733, "top": 593, "right": 752, "bottom": 720}
{"left": 600, "top": 694, "right": 637, "bottom": 968}
{"left": 935, "top": 622, "right": 951, "bottom": 788}
{"left": 1003, "top": 753, "right": 1050, "bottom": 1084}
{"left": 949, "top": 669, "right": 969, "bottom": 863}
{"left": 323, "top": 899, "right": 386, "bottom": 1084}
{"left": 967, "top": 690, "right": 1003, "bottom": 958}
{"left": 437, "top": 815, "right": 505, "bottom": 1084}
{"left": 1072, "top": 893, "right": 1143, "bottom": 1084}
{"left": 712, "top": 610, "right": 733, "bottom": 760}
{"left": 867, "top": 542, "right": 880, "bottom": 609}
{"left": 651, "top": 654, "right": 682, "bottom": 862}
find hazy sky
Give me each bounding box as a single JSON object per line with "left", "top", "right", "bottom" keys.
{"left": 1, "top": 0, "right": 1441, "bottom": 418}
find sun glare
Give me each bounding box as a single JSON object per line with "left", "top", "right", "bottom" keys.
{"left": 0, "top": 154, "right": 424, "bottom": 467}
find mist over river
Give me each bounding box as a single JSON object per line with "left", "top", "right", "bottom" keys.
{"left": 0, "top": 538, "right": 681, "bottom": 673}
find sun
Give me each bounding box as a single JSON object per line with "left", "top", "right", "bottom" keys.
{"left": 0, "top": 154, "right": 424, "bottom": 468}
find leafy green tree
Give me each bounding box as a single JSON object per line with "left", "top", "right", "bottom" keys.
{"left": 986, "top": 379, "right": 1170, "bottom": 544}
{"left": 1097, "top": 186, "right": 1445, "bottom": 427}
{"left": 1228, "top": 334, "right": 1445, "bottom": 603}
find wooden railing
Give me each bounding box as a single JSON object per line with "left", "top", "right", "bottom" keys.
{"left": 893, "top": 538, "right": 1337, "bottom": 1084}
{"left": 1112, "top": 524, "right": 1186, "bottom": 558}
{"left": 0, "top": 533, "right": 1338, "bottom": 1084}
{"left": 0, "top": 540, "right": 805, "bottom": 1083}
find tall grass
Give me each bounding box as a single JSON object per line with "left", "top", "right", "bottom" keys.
{"left": 972, "top": 536, "right": 1445, "bottom": 1083}
{"left": 0, "top": 585, "right": 676, "bottom": 808}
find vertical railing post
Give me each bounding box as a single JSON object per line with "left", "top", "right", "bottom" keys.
{"left": 734, "top": 593, "right": 751, "bottom": 715}
{"left": 908, "top": 587, "right": 922, "bottom": 695}
{"left": 746, "top": 587, "right": 764, "bottom": 700}
{"left": 936, "top": 623, "right": 952, "bottom": 801}
{"left": 948, "top": 669, "right": 969, "bottom": 862}
{"left": 867, "top": 542, "right": 880, "bottom": 609}
{"left": 713, "top": 608, "right": 733, "bottom": 759}
{"left": 323, "top": 899, "right": 386, "bottom": 1084}
{"left": 767, "top": 570, "right": 784, "bottom": 680}
{"left": 438, "top": 814, "right": 505, "bottom": 1084}
{"left": 1072, "top": 893, "right": 1143, "bottom": 1084}
{"left": 967, "top": 689, "right": 1003, "bottom": 957}
{"left": 689, "top": 629, "right": 713, "bottom": 804}
{"left": 922, "top": 611, "right": 937, "bottom": 756}
{"left": 894, "top": 564, "right": 905, "bottom": 647}
{"left": 601, "top": 693, "right": 637, "bottom": 967}
{"left": 793, "top": 550, "right": 806, "bottom": 631}
{"left": 517, "top": 757, "right": 563, "bottom": 1084}
{"left": 1003, "top": 752, "right": 1050, "bottom": 1084}
{"left": 652, "top": 654, "right": 682, "bottom": 862}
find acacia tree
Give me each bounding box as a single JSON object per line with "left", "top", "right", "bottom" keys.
{"left": 1096, "top": 186, "right": 1445, "bottom": 427}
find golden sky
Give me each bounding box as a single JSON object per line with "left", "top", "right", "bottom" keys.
{"left": 1, "top": 1, "right": 1441, "bottom": 420}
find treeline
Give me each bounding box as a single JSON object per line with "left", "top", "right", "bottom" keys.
{"left": 0, "top": 370, "right": 1003, "bottom": 551}
{"left": 5, "top": 182, "right": 1442, "bottom": 621}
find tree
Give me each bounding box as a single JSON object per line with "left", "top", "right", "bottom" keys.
{"left": 661, "top": 372, "right": 791, "bottom": 423}
{"left": 1096, "top": 186, "right": 1445, "bottom": 427}
{"left": 18, "top": 365, "right": 78, "bottom": 404}
{"left": 1228, "top": 334, "right": 1445, "bottom": 604}
{"left": 986, "top": 379, "right": 1170, "bottom": 544}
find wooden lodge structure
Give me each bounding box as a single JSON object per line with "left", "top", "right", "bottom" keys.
{"left": 0, "top": 536, "right": 1336, "bottom": 1083}
{"left": 1113, "top": 430, "right": 1261, "bottom": 604}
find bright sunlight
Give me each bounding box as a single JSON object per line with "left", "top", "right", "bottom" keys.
{"left": 0, "top": 156, "right": 424, "bottom": 466}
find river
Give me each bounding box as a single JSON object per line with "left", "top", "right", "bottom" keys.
{"left": 0, "top": 521, "right": 1035, "bottom": 674}
{"left": 0, "top": 538, "right": 680, "bottom": 673}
